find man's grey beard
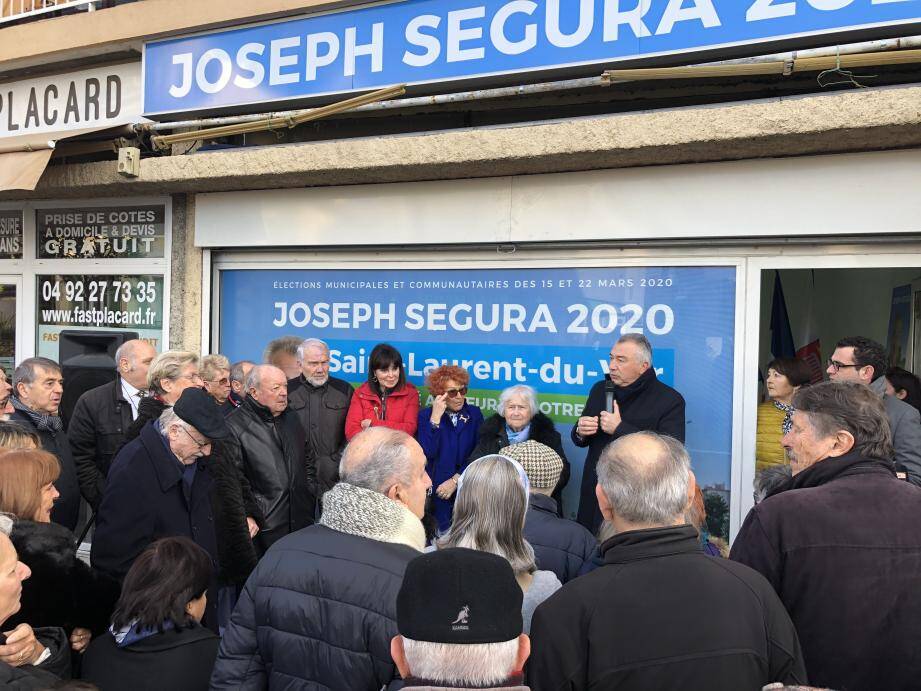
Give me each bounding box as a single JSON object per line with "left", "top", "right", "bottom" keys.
{"left": 306, "top": 373, "right": 329, "bottom": 387}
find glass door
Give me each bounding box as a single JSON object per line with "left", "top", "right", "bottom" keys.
{"left": 0, "top": 278, "right": 19, "bottom": 376}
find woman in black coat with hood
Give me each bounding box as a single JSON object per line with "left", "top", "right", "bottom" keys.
{"left": 0, "top": 449, "right": 120, "bottom": 655}
{"left": 469, "top": 385, "right": 570, "bottom": 514}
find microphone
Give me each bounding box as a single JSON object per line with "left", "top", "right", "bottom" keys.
{"left": 604, "top": 379, "right": 616, "bottom": 414}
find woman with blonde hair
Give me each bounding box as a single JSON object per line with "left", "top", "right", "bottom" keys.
{"left": 0, "top": 449, "right": 119, "bottom": 658}
{"left": 123, "top": 350, "right": 203, "bottom": 443}
{"left": 437, "top": 454, "right": 561, "bottom": 633}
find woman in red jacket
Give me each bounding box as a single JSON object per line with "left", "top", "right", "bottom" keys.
{"left": 345, "top": 343, "right": 419, "bottom": 440}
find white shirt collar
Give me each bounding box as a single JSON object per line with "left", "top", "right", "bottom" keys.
{"left": 120, "top": 377, "right": 143, "bottom": 419}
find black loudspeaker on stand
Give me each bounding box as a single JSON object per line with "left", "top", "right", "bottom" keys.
{"left": 58, "top": 330, "right": 138, "bottom": 425}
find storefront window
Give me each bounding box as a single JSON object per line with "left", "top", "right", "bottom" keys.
{"left": 218, "top": 265, "right": 737, "bottom": 537}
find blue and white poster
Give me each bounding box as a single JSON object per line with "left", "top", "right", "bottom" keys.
{"left": 145, "top": 0, "right": 921, "bottom": 114}
{"left": 220, "top": 266, "right": 736, "bottom": 530}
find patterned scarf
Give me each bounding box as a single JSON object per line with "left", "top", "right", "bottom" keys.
{"left": 11, "top": 396, "right": 63, "bottom": 433}
{"left": 773, "top": 400, "right": 795, "bottom": 435}
{"left": 319, "top": 482, "right": 426, "bottom": 552}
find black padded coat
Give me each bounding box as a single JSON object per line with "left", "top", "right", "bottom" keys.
{"left": 210, "top": 524, "right": 417, "bottom": 690}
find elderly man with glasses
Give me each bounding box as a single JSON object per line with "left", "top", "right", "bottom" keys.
{"left": 91, "top": 387, "right": 229, "bottom": 631}
{"left": 825, "top": 335, "right": 921, "bottom": 485}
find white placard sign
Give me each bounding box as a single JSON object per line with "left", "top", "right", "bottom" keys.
{"left": 0, "top": 62, "right": 143, "bottom": 139}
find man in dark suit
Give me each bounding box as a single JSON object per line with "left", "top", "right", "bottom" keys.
{"left": 574, "top": 334, "right": 685, "bottom": 532}
{"left": 68, "top": 339, "right": 156, "bottom": 510}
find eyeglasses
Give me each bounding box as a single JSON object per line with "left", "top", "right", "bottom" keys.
{"left": 826, "top": 359, "right": 860, "bottom": 373}
{"left": 206, "top": 378, "right": 230, "bottom": 386}
{"left": 444, "top": 387, "right": 468, "bottom": 398}
{"left": 181, "top": 426, "right": 211, "bottom": 450}
{"left": 177, "top": 373, "right": 204, "bottom": 384}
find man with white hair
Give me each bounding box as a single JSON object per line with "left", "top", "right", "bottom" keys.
{"left": 212, "top": 427, "right": 432, "bottom": 690}
{"left": 391, "top": 548, "right": 530, "bottom": 690}
{"left": 574, "top": 333, "right": 686, "bottom": 531}
{"left": 288, "top": 338, "right": 353, "bottom": 506}
{"left": 225, "top": 364, "right": 311, "bottom": 553}
{"left": 528, "top": 431, "right": 805, "bottom": 691}
{"left": 92, "top": 387, "right": 229, "bottom": 629}
{"left": 68, "top": 338, "right": 157, "bottom": 509}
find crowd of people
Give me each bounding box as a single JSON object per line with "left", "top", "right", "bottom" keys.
{"left": 0, "top": 331, "right": 916, "bottom": 690}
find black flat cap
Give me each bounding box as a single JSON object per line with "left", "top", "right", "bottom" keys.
{"left": 173, "top": 387, "right": 229, "bottom": 440}
{"left": 397, "top": 548, "right": 522, "bottom": 644}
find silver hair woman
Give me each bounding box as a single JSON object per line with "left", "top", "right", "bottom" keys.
{"left": 437, "top": 454, "right": 561, "bottom": 633}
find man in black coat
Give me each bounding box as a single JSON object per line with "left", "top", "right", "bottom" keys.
{"left": 528, "top": 432, "right": 806, "bottom": 691}
{"left": 68, "top": 339, "right": 156, "bottom": 510}
{"left": 225, "top": 364, "right": 313, "bottom": 553}
{"left": 502, "top": 440, "right": 597, "bottom": 583}
{"left": 287, "top": 338, "right": 352, "bottom": 508}
{"left": 731, "top": 381, "right": 921, "bottom": 691}
{"left": 211, "top": 427, "right": 430, "bottom": 690}
{"left": 9, "top": 357, "right": 80, "bottom": 531}
{"left": 91, "top": 388, "right": 230, "bottom": 630}
{"left": 574, "top": 334, "right": 685, "bottom": 532}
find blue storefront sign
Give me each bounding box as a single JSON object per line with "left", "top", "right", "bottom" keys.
{"left": 219, "top": 265, "right": 736, "bottom": 529}
{"left": 144, "top": 0, "right": 921, "bottom": 115}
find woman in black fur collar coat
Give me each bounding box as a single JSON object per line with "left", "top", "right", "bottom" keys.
{"left": 0, "top": 450, "right": 120, "bottom": 654}
{"left": 468, "top": 385, "right": 570, "bottom": 514}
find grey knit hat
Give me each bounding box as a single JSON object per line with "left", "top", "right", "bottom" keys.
{"left": 499, "top": 439, "right": 563, "bottom": 490}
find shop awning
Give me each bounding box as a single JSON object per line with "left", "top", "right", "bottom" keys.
{"left": 0, "top": 125, "right": 129, "bottom": 193}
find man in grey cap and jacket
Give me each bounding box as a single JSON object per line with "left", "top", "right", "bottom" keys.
{"left": 502, "top": 440, "right": 598, "bottom": 584}
{"left": 92, "top": 386, "right": 230, "bottom": 630}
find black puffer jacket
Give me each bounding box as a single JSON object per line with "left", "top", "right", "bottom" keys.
{"left": 8, "top": 409, "right": 80, "bottom": 532}
{"left": 469, "top": 412, "right": 570, "bottom": 513}
{"left": 524, "top": 493, "right": 598, "bottom": 584}
{"left": 7, "top": 520, "right": 120, "bottom": 637}
{"left": 67, "top": 377, "right": 134, "bottom": 510}
{"left": 211, "top": 524, "right": 418, "bottom": 690}
{"left": 225, "top": 396, "right": 313, "bottom": 553}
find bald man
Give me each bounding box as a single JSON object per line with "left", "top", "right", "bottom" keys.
{"left": 224, "top": 365, "right": 313, "bottom": 553}
{"left": 69, "top": 339, "right": 158, "bottom": 509}
{"left": 213, "top": 427, "right": 429, "bottom": 691}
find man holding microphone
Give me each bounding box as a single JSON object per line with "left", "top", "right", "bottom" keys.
{"left": 573, "top": 334, "right": 686, "bottom": 532}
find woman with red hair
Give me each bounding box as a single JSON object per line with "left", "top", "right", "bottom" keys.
{"left": 417, "top": 365, "right": 483, "bottom": 533}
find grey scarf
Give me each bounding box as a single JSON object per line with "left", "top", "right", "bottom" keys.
{"left": 11, "top": 396, "right": 63, "bottom": 433}
{"left": 319, "top": 482, "right": 426, "bottom": 552}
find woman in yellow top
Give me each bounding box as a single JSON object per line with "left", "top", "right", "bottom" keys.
{"left": 756, "top": 357, "right": 813, "bottom": 472}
